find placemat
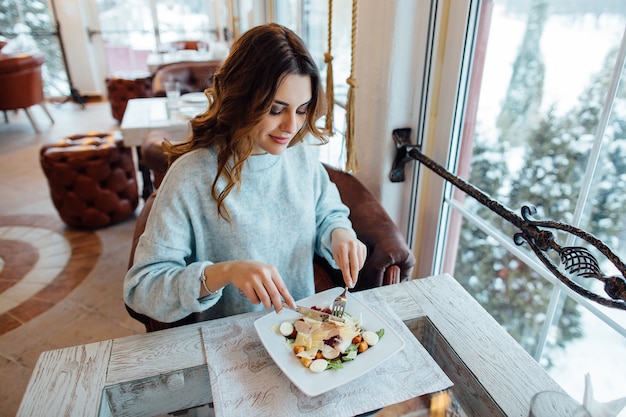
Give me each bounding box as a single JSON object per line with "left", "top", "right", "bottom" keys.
{"left": 201, "top": 291, "right": 452, "bottom": 417}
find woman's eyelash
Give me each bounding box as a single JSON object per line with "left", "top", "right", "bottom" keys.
{"left": 270, "top": 106, "right": 308, "bottom": 115}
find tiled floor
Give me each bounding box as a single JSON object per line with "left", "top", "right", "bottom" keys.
{"left": 0, "top": 101, "right": 146, "bottom": 416}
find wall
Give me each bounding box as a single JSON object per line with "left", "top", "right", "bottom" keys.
{"left": 351, "top": 0, "right": 432, "bottom": 239}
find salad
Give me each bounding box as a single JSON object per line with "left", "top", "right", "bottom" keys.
{"left": 276, "top": 306, "right": 384, "bottom": 373}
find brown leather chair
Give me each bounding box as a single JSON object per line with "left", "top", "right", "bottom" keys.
{"left": 105, "top": 75, "right": 153, "bottom": 123}
{"left": 126, "top": 133, "right": 416, "bottom": 332}
{"left": 151, "top": 60, "right": 221, "bottom": 97}
{"left": 0, "top": 52, "right": 54, "bottom": 132}
{"left": 40, "top": 132, "right": 139, "bottom": 229}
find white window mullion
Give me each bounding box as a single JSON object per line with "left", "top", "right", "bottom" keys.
{"left": 536, "top": 25, "right": 626, "bottom": 362}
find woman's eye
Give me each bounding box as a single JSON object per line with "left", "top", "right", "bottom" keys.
{"left": 269, "top": 105, "right": 308, "bottom": 115}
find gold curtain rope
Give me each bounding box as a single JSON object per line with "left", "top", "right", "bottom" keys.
{"left": 345, "top": 0, "right": 359, "bottom": 172}
{"left": 324, "top": 0, "right": 334, "bottom": 134}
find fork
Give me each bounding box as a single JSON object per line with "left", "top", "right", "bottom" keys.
{"left": 331, "top": 286, "right": 348, "bottom": 318}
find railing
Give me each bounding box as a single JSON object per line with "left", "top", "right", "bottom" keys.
{"left": 390, "top": 127, "right": 626, "bottom": 312}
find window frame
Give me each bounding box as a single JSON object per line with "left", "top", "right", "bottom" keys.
{"left": 417, "top": 0, "right": 626, "bottom": 364}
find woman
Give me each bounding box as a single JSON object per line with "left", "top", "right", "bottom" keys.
{"left": 124, "top": 23, "right": 366, "bottom": 324}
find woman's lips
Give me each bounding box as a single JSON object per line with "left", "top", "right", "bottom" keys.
{"left": 270, "top": 135, "right": 291, "bottom": 145}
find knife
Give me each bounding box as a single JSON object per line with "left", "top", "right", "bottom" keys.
{"left": 281, "top": 302, "right": 345, "bottom": 322}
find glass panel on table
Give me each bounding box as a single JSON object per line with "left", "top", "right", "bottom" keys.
{"left": 446, "top": 0, "right": 626, "bottom": 412}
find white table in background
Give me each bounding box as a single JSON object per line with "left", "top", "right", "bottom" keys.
{"left": 120, "top": 97, "right": 206, "bottom": 198}
{"left": 120, "top": 97, "right": 206, "bottom": 147}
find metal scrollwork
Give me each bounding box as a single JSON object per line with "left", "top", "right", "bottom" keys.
{"left": 391, "top": 128, "right": 626, "bottom": 310}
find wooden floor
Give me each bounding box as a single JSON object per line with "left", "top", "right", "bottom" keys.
{"left": 0, "top": 101, "right": 146, "bottom": 417}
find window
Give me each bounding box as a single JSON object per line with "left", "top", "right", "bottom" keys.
{"left": 429, "top": 0, "right": 626, "bottom": 404}
{"left": 95, "top": 0, "right": 231, "bottom": 76}
{"left": 290, "top": 0, "right": 355, "bottom": 169}
{"left": 0, "top": 0, "right": 69, "bottom": 97}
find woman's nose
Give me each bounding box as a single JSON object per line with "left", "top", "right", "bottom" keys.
{"left": 280, "top": 111, "right": 298, "bottom": 133}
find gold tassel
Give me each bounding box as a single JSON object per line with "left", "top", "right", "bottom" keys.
{"left": 345, "top": 0, "right": 359, "bottom": 173}
{"left": 324, "top": 0, "right": 334, "bottom": 134}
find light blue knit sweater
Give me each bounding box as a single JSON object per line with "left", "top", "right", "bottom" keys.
{"left": 124, "top": 143, "right": 354, "bottom": 323}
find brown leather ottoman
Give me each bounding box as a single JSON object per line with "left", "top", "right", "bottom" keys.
{"left": 40, "top": 132, "right": 139, "bottom": 229}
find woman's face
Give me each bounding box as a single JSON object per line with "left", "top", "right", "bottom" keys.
{"left": 250, "top": 74, "right": 312, "bottom": 155}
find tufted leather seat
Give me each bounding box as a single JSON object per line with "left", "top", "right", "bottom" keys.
{"left": 105, "top": 75, "right": 153, "bottom": 123}
{"left": 126, "top": 132, "right": 416, "bottom": 332}
{"left": 40, "top": 132, "right": 139, "bottom": 229}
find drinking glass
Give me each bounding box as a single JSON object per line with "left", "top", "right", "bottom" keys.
{"left": 164, "top": 81, "right": 180, "bottom": 111}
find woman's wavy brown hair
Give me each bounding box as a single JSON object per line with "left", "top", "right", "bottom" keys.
{"left": 163, "top": 23, "right": 327, "bottom": 222}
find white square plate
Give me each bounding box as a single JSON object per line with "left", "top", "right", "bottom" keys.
{"left": 253, "top": 287, "right": 406, "bottom": 397}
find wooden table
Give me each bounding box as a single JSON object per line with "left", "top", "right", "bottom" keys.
{"left": 17, "top": 274, "right": 565, "bottom": 416}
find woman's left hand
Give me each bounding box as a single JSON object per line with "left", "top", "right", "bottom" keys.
{"left": 331, "top": 228, "right": 367, "bottom": 288}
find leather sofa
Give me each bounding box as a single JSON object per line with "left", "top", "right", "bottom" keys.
{"left": 0, "top": 52, "right": 54, "bottom": 132}
{"left": 126, "top": 132, "right": 416, "bottom": 332}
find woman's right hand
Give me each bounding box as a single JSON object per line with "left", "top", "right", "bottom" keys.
{"left": 202, "top": 260, "right": 296, "bottom": 312}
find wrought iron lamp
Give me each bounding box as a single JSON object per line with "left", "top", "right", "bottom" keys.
{"left": 390, "top": 128, "right": 626, "bottom": 311}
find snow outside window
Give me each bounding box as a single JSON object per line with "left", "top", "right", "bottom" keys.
{"left": 438, "top": 0, "right": 626, "bottom": 408}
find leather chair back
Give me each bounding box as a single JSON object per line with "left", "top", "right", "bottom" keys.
{"left": 105, "top": 75, "right": 153, "bottom": 123}
{"left": 0, "top": 52, "right": 45, "bottom": 111}
{"left": 151, "top": 60, "right": 221, "bottom": 97}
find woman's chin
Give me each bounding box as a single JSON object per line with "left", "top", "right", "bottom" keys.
{"left": 265, "top": 143, "right": 289, "bottom": 155}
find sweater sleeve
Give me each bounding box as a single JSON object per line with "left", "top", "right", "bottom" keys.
{"left": 311, "top": 157, "right": 355, "bottom": 268}
{"left": 124, "top": 153, "right": 223, "bottom": 323}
